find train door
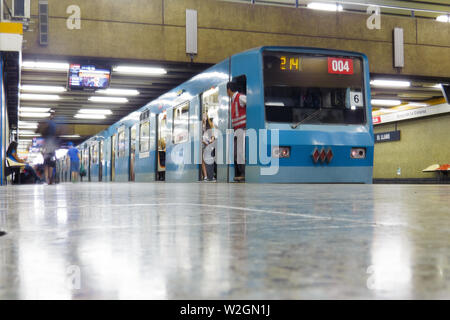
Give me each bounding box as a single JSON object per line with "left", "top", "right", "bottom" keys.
{"left": 88, "top": 146, "right": 92, "bottom": 182}
{"left": 129, "top": 124, "right": 137, "bottom": 181}
{"left": 156, "top": 112, "right": 167, "bottom": 181}
{"left": 99, "top": 141, "right": 103, "bottom": 182}
{"left": 229, "top": 75, "right": 247, "bottom": 182}
{"left": 200, "top": 87, "right": 221, "bottom": 182}
{"left": 111, "top": 134, "right": 116, "bottom": 181}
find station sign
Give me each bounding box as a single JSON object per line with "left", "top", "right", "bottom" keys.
{"left": 375, "top": 131, "right": 400, "bottom": 143}
{"left": 372, "top": 103, "right": 450, "bottom": 125}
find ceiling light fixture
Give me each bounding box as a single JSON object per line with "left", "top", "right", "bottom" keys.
{"left": 79, "top": 109, "right": 113, "bottom": 115}
{"left": 18, "top": 122, "right": 39, "bottom": 129}
{"left": 20, "top": 94, "right": 61, "bottom": 101}
{"left": 19, "top": 112, "right": 51, "bottom": 118}
{"left": 19, "top": 107, "right": 51, "bottom": 113}
{"left": 88, "top": 96, "right": 128, "bottom": 104}
{"left": 307, "top": 2, "right": 343, "bottom": 12}
{"left": 74, "top": 114, "right": 107, "bottom": 120}
{"left": 19, "top": 133, "right": 42, "bottom": 137}
{"left": 18, "top": 130, "right": 37, "bottom": 135}
{"left": 371, "top": 99, "right": 402, "bottom": 106}
{"left": 96, "top": 88, "right": 140, "bottom": 96}
{"left": 20, "top": 85, "right": 66, "bottom": 93}
{"left": 436, "top": 15, "right": 449, "bottom": 23}
{"left": 22, "top": 61, "right": 70, "bottom": 71}
{"left": 113, "top": 66, "right": 167, "bottom": 76}
{"left": 370, "top": 80, "right": 411, "bottom": 88}
{"left": 405, "top": 103, "right": 429, "bottom": 107}
{"left": 60, "top": 135, "right": 81, "bottom": 139}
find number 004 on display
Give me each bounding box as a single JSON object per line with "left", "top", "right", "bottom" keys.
{"left": 327, "top": 58, "right": 354, "bottom": 75}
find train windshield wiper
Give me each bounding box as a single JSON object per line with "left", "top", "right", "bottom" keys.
{"left": 291, "top": 108, "right": 322, "bottom": 129}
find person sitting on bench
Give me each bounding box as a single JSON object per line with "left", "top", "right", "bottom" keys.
{"left": 6, "top": 141, "right": 40, "bottom": 184}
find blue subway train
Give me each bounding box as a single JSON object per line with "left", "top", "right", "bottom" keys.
{"left": 60, "top": 46, "right": 374, "bottom": 184}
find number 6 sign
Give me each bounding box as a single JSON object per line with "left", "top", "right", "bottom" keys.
{"left": 328, "top": 58, "right": 354, "bottom": 75}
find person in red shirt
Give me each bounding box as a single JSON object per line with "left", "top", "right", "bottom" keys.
{"left": 227, "top": 82, "right": 247, "bottom": 181}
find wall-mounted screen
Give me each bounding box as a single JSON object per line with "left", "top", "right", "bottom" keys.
{"left": 68, "top": 64, "right": 111, "bottom": 90}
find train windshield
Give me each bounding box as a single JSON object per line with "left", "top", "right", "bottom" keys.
{"left": 263, "top": 51, "right": 366, "bottom": 126}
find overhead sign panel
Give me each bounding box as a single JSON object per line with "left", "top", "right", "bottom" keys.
{"left": 372, "top": 103, "right": 450, "bottom": 125}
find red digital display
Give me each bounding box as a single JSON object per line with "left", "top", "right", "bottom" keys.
{"left": 328, "top": 58, "right": 354, "bottom": 75}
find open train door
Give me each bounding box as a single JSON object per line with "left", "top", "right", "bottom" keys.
{"left": 111, "top": 134, "right": 116, "bottom": 181}
{"left": 129, "top": 124, "right": 137, "bottom": 181}
{"left": 199, "top": 83, "right": 230, "bottom": 182}
{"left": 227, "top": 75, "right": 247, "bottom": 183}
{"left": 99, "top": 141, "right": 103, "bottom": 182}
{"left": 156, "top": 111, "right": 167, "bottom": 181}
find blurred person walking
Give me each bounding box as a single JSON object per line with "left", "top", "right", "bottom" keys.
{"left": 67, "top": 142, "right": 80, "bottom": 182}
{"left": 37, "top": 112, "right": 59, "bottom": 184}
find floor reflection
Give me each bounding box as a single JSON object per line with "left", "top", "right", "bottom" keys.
{"left": 0, "top": 183, "right": 449, "bottom": 299}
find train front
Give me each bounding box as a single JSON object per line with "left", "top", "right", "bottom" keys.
{"left": 251, "top": 48, "right": 374, "bottom": 183}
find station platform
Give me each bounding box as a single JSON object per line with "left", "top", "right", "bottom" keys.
{"left": 0, "top": 183, "right": 449, "bottom": 299}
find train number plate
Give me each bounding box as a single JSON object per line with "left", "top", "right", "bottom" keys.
{"left": 328, "top": 58, "right": 354, "bottom": 74}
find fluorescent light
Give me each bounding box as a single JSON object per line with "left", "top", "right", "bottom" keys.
{"left": 18, "top": 122, "right": 39, "bottom": 129}
{"left": 371, "top": 99, "right": 402, "bottom": 106}
{"left": 89, "top": 96, "right": 128, "bottom": 103}
{"left": 266, "top": 102, "right": 285, "bottom": 106}
{"left": 20, "top": 85, "right": 66, "bottom": 93}
{"left": 405, "top": 103, "right": 428, "bottom": 107}
{"left": 19, "top": 139, "right": 33, "bottom": 142}
{"left": 18, "top": 121, "right": 39, "bottom": 126}
{"left": 20, "top": 112, "right": 51, "bottom": 118}
{"left": 436, "top": 15, "right": 449, "bottom": 23}
{"left": 20, "top": 94, "right": 61, "bottom": 101}
{"left": 19, "top": 133, "right": 42, "bottom": 137}
{"left": 79, "top": 109, "right": 112, "bottom": 115}
{"left": 433, "top": 84, "right": 442, "bottom": 89}
{"left": 113, "top": 66, "right": 167, "bottom": 76}
{"left": 370, "top": 80, "right": 411, "bottom": 88}
{"left": 22, "top": 61, "right": 70, "bottom": 71}
{"left": 60, "top": 135, "right": 81, "bottom": 138}
{"left": 307, "top": 2, "right": 343, "bottom": 12}
{"left": 96, "top": 88, "right": 140, "bottom": 96}
{"left": 74, "top": 114, "right": 106, "bottom": 119}
{"left": 19, "top": 107, "right": 51, "bottom": 113}
{"left": 18, "top": 130, "right": 37, "bottom": 135}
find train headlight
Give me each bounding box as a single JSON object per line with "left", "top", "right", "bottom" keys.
{"left": 351, "top": 148, "right": 366, "bottom": 159}
{"left": 272, "top": 146, "right": 291, "bottom": 158}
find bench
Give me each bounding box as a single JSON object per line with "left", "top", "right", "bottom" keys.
{"left": 5, "top": 158, "right": 26, "bottom": 184}
{"left": 423, "top": 164, "right": 449, "bottom": 182}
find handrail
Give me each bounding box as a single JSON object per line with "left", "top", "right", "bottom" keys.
{"left": 224, "top": 0, "right": 450, "bottom": 17}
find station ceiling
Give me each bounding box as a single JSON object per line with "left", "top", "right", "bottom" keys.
{"left": 18, "top": 54, "right": 212, "bottom": 140}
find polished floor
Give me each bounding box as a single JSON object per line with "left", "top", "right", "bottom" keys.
{"left": 0, "top": 182, "right": 449, "bottom": 299}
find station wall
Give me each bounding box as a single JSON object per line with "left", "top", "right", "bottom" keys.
{"left": 22, "top": 0, "right": 450, "bottom": 78}
{"left": 373, "top": 113, "right": 450, "bottom": 181}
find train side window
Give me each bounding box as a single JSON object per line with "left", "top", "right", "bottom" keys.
{"left": 91, "top": 144, "right": 98, "bottom": 164}
{"left": 172, "top": 102, "right": 190, "bottom": 144}
{"left": 139, "top": 121, "right": 150, "bottom": 153}
{"left": 118, "top": 128, "right": 126, "bottom": 157}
